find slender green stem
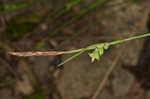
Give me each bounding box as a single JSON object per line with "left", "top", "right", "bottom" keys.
{"left": 63, "top": 43, "right": 100, "bottom": 54}
{"left": 58, "top": 49, "right": 86, "bottom": 66}
{"left": 63, "top": 33, "right": 150, "bottom": 54}
{"left": 109, "top": 33, "right": 150, "bottom": 45}
{"left": 58, "top": 33, "right": 150, "bottom": 66}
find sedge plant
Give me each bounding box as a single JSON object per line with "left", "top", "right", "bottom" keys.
{"left": 9, "top": 33, "right": 150, "bottom": 67}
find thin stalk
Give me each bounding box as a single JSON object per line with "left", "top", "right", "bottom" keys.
{"left": 58, "top": 49, "right": 86, "bottom": 66}
{"left": 110, "top": 33, "right": 150, "bottom": 45}
{"left": 63, "top": 33, "right": 150, "bottom": 54}
{"left": 9, "top": 33, "right": 150, "bottom": 66}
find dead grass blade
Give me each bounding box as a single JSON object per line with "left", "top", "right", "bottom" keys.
{"left": 8, "top": 51, "right": 65, "bottom": 57}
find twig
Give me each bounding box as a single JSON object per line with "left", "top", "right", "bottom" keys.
{"left": 8, "top": 51, "right": 65, "bottom": 57}
{"left": 9, "top": 33, "right": 150, "bottom": 55}
{"left": 8, "top": 33, "right": 150, "bottom": 66}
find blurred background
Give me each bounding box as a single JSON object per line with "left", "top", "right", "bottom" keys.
{"left": 0, "top": 0, "right": 150, "bottom": 99}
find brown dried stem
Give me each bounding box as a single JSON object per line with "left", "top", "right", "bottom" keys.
{"left": 8, "top": 51, "right": 65, "bottom": 57}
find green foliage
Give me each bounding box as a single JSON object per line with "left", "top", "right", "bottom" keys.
{"left": 8, "top": 21, "right": 33, "bottom": 40}
{"left": 3, "top": 2, "right": 30, "bottom": 13}
{"left": 8, "top": 23, "right": 31, "bottom": 40}
{"left": 65, "top": 0, "right": 81, "bottom": 11}
{"left": 88, "top": 43, "right": 109, "bottom": 62}
{"left": 7, "top": 11, "right": 43, "bottom": 40}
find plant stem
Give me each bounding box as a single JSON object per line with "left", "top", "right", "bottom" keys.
{"left": 58, "top": 49, "right": 86, "bottom": 66}
{"left": 63, "top": 33, "right": 150, "bottom": 54}
{"left": 8, "top": 33, "right": 150, "bottom": 58}
{"left": 110, "top": 33, "right": 150, "bottom": 45}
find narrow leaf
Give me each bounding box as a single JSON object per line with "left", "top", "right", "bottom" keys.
{"left": 58, "top": 49, "right": 85, "bottom": 67}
